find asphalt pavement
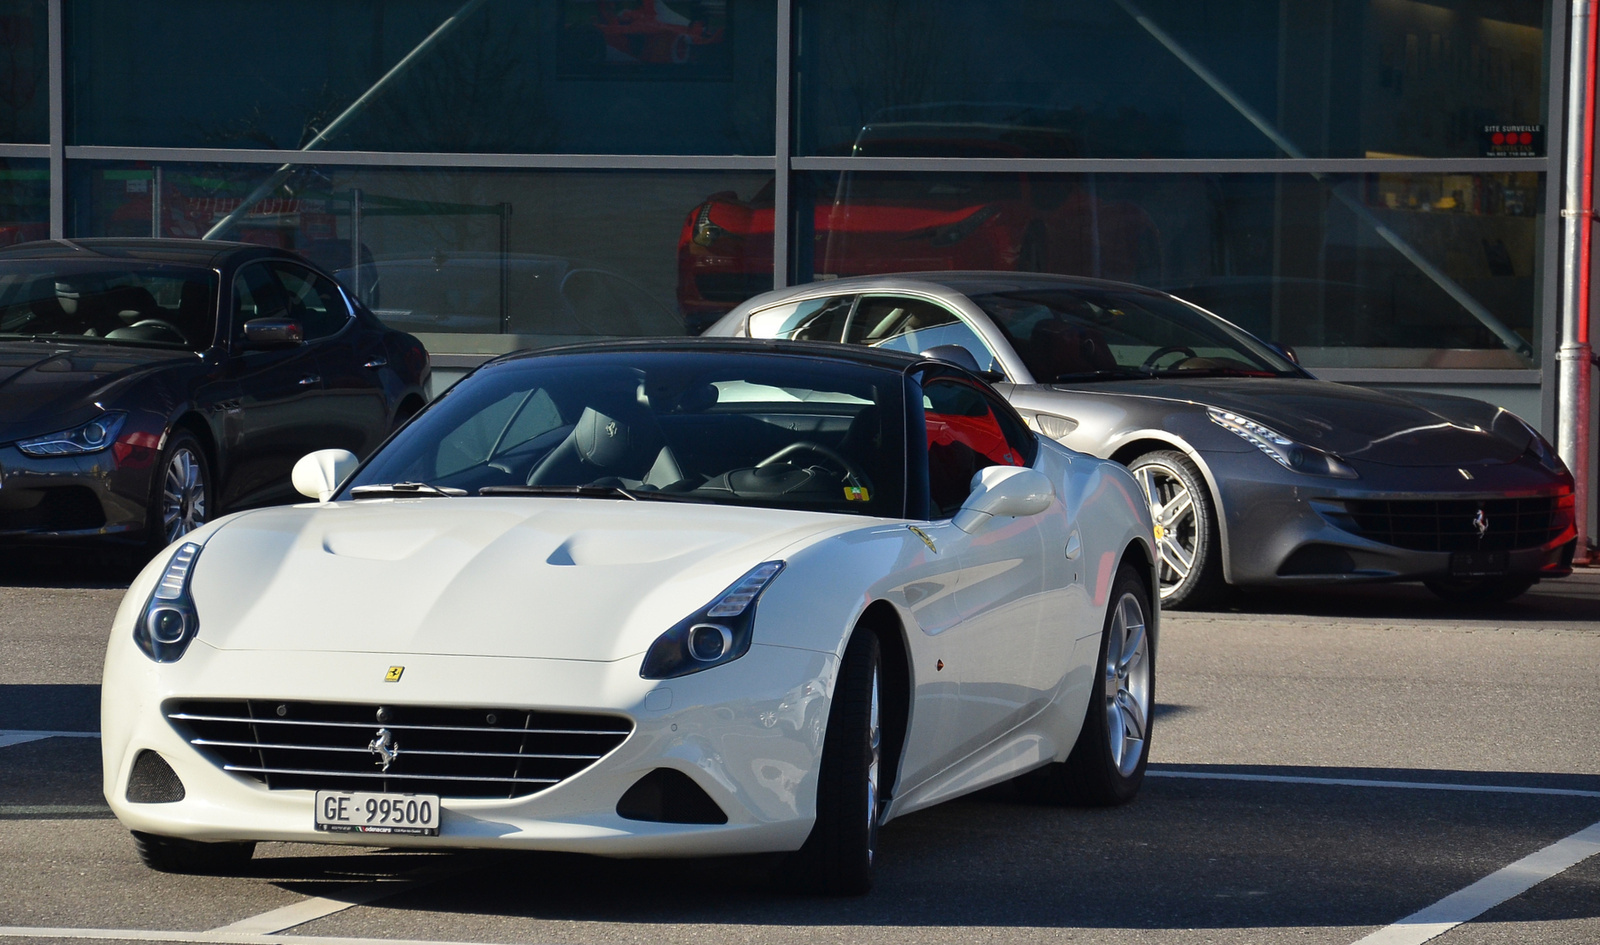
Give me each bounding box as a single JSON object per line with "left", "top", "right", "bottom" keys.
{"left": 1, "top": 550, "right": 1596, "bottom": 945}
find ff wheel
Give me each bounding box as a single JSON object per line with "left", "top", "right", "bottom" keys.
{"left": 1017, "top": 564, "right": 1155, "bottom": 806}
{"left": 131, "top": 831, "right": 254, "bottom": 874}
{"left": 1424, "top": 575, "right": 1537, "bottom": 605}
{"left": 781, "top": 630, "right": 882, "bottom": 896}
{"left": 149, "top": 431, "right": 210, "bottom": 550}
{"left": 1127, "top": 450, "right": 1225, "bottom": 609}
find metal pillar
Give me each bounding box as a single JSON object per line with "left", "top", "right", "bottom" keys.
{"left": 1559, "top": 0, "right": 1596, "bottom": 563}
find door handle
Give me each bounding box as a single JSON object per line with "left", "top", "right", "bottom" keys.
{"left": 298, "top": 375, "right": 321, "bottom": 386}
{"left": 363, "top": 357, "right": 388, "bottom": 369}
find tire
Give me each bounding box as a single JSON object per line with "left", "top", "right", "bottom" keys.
{"left": 1017, "top": 564, "right": 1155, "bottom": 806}
{"left": 1424, "top": 574, "right": 1537, "bottom": 605}
{"left": 147, "top": 430, "right": 211, "bottom": 553}
{"left": 131, "top": 831, "right": 254, "bottom": 875}
{"left": 779, "top": 630, "right": 883, "bottom": 896}
{"left": 1127, "top": 450, "right": 1225, "bottom": 609}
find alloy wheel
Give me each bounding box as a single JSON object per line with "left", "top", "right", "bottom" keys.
{"left": 1133, "top": 462, "right": 1199, "bottom": 600}
{"left": 161, "top": 448, "right": 206, "bottom": 543}
{"left": 1103, "top": 591, "right": 1151, "bottom": 777}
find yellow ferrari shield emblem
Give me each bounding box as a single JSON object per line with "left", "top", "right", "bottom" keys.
{"left": 384, "top": 666, "right": 404, "bottom": 683}
{"left": 1153, "top": 523, "right": 1165, "bottom": 541}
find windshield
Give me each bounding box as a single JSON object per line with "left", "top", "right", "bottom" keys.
{"left": 346, "top": 350, "right": 907, "bottom": 517}
{"left": 969, "top": 287, "right": 1300, "bottom": 383}
{"left": 0, "top": 261, "right": 219, "bottom": 350}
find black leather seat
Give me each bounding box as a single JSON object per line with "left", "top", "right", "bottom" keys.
{"left": 525, "top": 396, "right": 685, "bottom": 489}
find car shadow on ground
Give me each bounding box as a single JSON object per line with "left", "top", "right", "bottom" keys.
{"left": 1195, "top": 567, "right": 1600, "bottom": 623}
{"left": 0, "top": 546, "right": 144, "bottom": 589}
{"left": 255, "top": 766, "right": 1600, "bottom": 932}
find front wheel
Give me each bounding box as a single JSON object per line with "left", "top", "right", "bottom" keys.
{"left": 147, "top": 430, "right": 210, "bottom": 552}
{"left": 778, "top": 630, "right": 882, "bottom": 896}
{"left": 1017, "top": 564, "right": 1154, "bottom": 806}
{"left": 1127, "top": 450, "right": 1225, "bottom": 609}
{"left": 1424, "top": 574, "right": 1537, "bottom": 605}
{"left": 132, "top": 832, "right": 254, "bottom": 874}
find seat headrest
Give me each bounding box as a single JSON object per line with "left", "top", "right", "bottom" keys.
{"left": 574, "top": 407, "right": 639, "bottom": 469}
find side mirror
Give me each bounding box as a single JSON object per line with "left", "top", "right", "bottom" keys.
{"left": 292, "top": 449, "right": 359, "bottom": 502}
{"left": 242, "top": 318, "right": 304, "bottom": 349}
{"left": 920, "top": 344, "right": 983, "bottom": 373}
{"left": 1267, "top": 341, "right": 1299, "bottom": 364}
{"left": 952, "top": 465, "right": 1054, "bottom": 533}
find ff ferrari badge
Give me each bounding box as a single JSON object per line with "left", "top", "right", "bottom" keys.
{"left": 384, "top": 666, "right": 404, "bottom": 683}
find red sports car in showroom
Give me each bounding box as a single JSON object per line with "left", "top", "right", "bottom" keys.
{"left": 677, "top": 121, "right": 1162, "bottom": 332}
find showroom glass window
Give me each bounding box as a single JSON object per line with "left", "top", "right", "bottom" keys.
{"left": 0, "top": 0, "right": 47, "bottom": 144}
{"left": 795, "top": 0, "right": 1548, "bottom": 159}
{"left": 66, "top": 0, "right": 775, "bottom": 155}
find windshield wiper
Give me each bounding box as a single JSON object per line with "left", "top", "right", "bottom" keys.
{"left": 478, "top": 484, "right": 699, "bottom": 502}
{"left": 349, "top": 481, "right": 465, "bottom": 498}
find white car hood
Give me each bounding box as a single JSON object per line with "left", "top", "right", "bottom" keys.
{"left": 188, "top": 497, "right": 863, "bottom": 662}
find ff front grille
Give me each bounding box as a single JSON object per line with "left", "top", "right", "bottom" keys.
{"left": 1341, "top": 497, "right": 1562, "bottom": 553}
{"left": 167, "top": 700, "right": 632, "bottom": 799}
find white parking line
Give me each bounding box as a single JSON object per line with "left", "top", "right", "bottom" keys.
{"left": 1350, "top": 819, "right": 1600, "bottom": 945}
{"left": 1147, "top": 769, "right": 1600, "bottom": 798}
{"left": 0, "top": 730, "right": 99, "bottom": 749}
{"left": 210, "top": 857, "right": 469, "bottom": 935}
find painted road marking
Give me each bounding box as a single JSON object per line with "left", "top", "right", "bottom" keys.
{"left": 0, "top": 805, "right": 107, "bottom": 816}
{"left": 1148, "top": 768, "right": 1600, "bottom": 799}
{"left": 1350, "top": 819, "right": 1600, "bottom": 945}
{"left": 0, "top": 730, "right": 99, "bottom": 749}
{"left": 210, "top": 858, "right": 469, "bottom": 935}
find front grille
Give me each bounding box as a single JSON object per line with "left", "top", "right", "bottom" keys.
{"left": 1341, "top": 497, "right": 1562, "bottom": 552}
{"left": 167, "top": 700, "right": 632, "bottom": 799}
{"left": 0, "top": 486, "right": 106, "bottom": 531}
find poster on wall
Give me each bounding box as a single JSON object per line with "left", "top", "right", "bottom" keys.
{"left": 559, "top": 0, "right": 730, "bottom": 79}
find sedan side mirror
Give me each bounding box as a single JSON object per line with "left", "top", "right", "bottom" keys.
{"left": 1267, "top": 341, "right": 1299, "bottom": 364}
{"left": 953, "top": 465, "right": 1054, "bottom": 533}
{"left": 292, "top": 449, "right": 359, "bottom": 502}
{"left": 242, "top": 318, "right": 304, "bottom": 349}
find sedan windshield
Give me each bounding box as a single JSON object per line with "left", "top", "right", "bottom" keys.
{"left": 346, "top": 350, "right": 907, "bottom": 517}
{"left": 970, "top": 287, "right": 1300, "bottom": 383}
{"left": 0, "top": 261, "right": 219, "bottom": 350}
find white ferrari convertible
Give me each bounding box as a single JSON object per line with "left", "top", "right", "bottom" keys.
{"left": 102, "top": 339, "right": 1157, "bottom": 894}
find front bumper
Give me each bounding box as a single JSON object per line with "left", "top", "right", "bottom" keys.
{"left": 0, "top": 443, "right": 152, "bottom": 542}
{"left": 1213, "top": 453, "right": 1576, "bottom": 587}
{"left": 102, "top": 641, "right": 835, "bottom": 856}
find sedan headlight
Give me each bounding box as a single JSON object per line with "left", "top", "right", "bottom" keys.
{"left": 16, "top": 412, "right": 127, "bottom": 457}
{"left": 641, "top": 561, "right": 785, "bottom": 679}
{"left": 134, "top": 542, "right": 203, "bottom": 663}
{"left": 1208, "top": 408, "right": 1358, "bottom": 479}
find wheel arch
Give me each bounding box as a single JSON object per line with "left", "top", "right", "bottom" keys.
{"left": 850, "top": 600, "right": 911, "bottom": 808}
{"left": 1107, "top": 434, "right": 1234, "bottom": 585}
{"left": 1118, "top": 537, "right": 1159, "bottom": 645}
{"left": 167, "top": 411, "right": 219, "bottom": 478}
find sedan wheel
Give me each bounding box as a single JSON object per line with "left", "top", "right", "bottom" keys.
{"left": 1128, "top": 450, "right": 1225, "bottom": 608}
{"left": 780, "top": 630, "right": 882, "bottom": 895}
{"left": 151, "top": 432, "right": 210, "bottom": 549}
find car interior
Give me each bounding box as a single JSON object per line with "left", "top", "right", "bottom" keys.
{"left": 0, "top": 270, "right": 217, "bottom": 349}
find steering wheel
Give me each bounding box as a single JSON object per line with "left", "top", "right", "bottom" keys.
{"left": 1141, "top": 344, "right": 1197, "bottom": 370}
{"left": 755, "top": 441, "right": 871, "bottom": 487}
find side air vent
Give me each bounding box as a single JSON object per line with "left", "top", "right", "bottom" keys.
{"left": 126, "top": 750, "right": 186, "bottom": 803}
{"left": 617, "top": 769, "right": 727, "bottom": 824}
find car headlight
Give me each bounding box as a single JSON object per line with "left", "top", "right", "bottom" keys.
{"left": 690, "top": 203, "right": 732, "bottom": 248}
{"left": 16, "top": 412, "right": 127, "bottom": 457}
{"left": 641, "top": 561, "right": 785, "bottom": 679}
{"left": 1208, "top": 408, "right": 1358, "bottom": 479}
{"left": 1506, "top": 412, "right": 1568, "bottom": 475}
{"left": 928, "top": 206, "right": 998, "bottom": 246}
{"left": 134, "top": 542, "right": 203, "bottom": 663}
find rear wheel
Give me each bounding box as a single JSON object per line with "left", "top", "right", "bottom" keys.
{"left": 779, "top": 630, "right": 882, "bottom": 896}
{"left": 1127, "top": 450, "right": 1225, "bottom": 609}
{"left": 131, "top": 832, "right": 254, "bottom": 875}
{"left": 1424, "top": 575, "right": 1537, "bottom": 605}
{"left": 1017, "top": 564, "right": 1155, "bottom": 806}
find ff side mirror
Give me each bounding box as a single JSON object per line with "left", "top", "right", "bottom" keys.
{"left": 953, "top": 465, "right": 1054, "bottom": 533}
{"left": 242, "top": 318, "right": 304, "bottom": 349}
{"left": 292, "top": 449, "right": 359, "bottom": 502}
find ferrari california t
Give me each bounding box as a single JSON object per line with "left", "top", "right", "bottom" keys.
{"left": 102, "top": 339, "right": 1157, "bottom": 894}
{"left": 706, "top": 273, "right": 1577, "bottom": 607}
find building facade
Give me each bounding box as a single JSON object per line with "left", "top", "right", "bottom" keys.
{"left": 0, "top": 0, "right": 1593, "bottom": 532}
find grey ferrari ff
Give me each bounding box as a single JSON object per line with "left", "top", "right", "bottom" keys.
{"left": 705, "top": 272, "right": 1576, "bottom": 607}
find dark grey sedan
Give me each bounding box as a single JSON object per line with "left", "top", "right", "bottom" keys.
{"left": 706, "top": 272, "right": 1576, "bottom": 607}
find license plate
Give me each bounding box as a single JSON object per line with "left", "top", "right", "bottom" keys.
{"left": 315, "top": 790, "right": 440, "bottom": 836}
{"left": 1449, "top": 550, "right": 1508, "bottom": 577}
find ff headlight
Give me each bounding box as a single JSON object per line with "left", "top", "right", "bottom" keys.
{"left": 134, "top": 542, "right": 202, "bottom": 663}
{"left": 690, "top": 203, "right": 731, "bottom": 248}
{"left": 16, "top": 411, "right": 127, "bottom": 457}
{"left": 1208, "top": 408, "right": 1358, "bottom": 479}
{"left": 928, "top": 205, "right": 998, "bottom": 246}
{"left": 1506, "top": 412, "right": 1568, "bottom": 475}
{"left": 641, "top": 561, "right": 785, "bottom": 679}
